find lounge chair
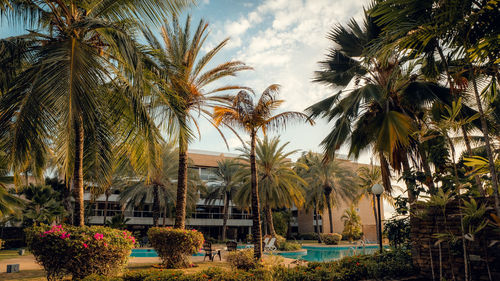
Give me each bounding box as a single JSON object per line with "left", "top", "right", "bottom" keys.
{"left": 202, "top": 241, "right": 221, "bottom": 261}
{"left": 264, "top": 237, "right": 277, "bottom": 251}
{"left": 226, "top": 241, "right": 237, "bottom": 252}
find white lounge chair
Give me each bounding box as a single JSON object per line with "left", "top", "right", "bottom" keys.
{"left": 264, "top": 237, "right": 277, "bottom": 251}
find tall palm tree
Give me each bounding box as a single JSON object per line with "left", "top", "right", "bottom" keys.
{"left": 234, "top": 136, "right": 306, "bottom": 237}
{"left": 0, "top": 1, "right": 189, "bottom": 226}
{"left": 306, "top": 10, "right": 461, "bottom": 202}
{"left": 205, "top": 159, "right": 240, "bottom": 241}
{"left": 142, "top": 16, "right": 251, "bottom": 229}
{"left": 296, "top": 152, "right": 358, "bottom": 233}
{"left": 119, "top": 143, "right": 202, "bottom": 227}
{"left": 213, "top": 85, "right": 312, "bottom": 259}
{"left": 355, "top": 165, "right": 396, "bottom": 244}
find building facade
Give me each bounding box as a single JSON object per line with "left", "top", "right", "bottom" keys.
{"left": 85, "top": 150, "right": 382, "bottom": 241}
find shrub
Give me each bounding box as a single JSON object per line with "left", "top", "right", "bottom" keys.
{"left": 226, "top": 248, "right": 257, "bottom": 270}
{"left": 0, "top": 238, "right": 3, "bottom": 249}
{"left": 274, "top": 234, "right": 286, "bottom": 248}
{"left": 298, "top": 232, "right": 319, "bottom": 240}
{"left": 25, "top": 224, "right": 135, "bottom": 280}
{"left": 277, "top": 241, "right": 301, "bottom": 251}
{"left": 320, "top": 233, "right": 342, "bottom": 245}
{"left": 147, "top": 227, "right": 204, "bottom": 268}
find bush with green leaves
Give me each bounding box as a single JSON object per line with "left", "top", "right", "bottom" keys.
{"left": 147, "top": 227, "right": 204, "bottom": 268}
{"left": 384, "top": 216, "right": 410, "bottom": 248}
{"left": 298, "top": 232, "right": 319, "bottom": 240}
{"left": 277, "top": 241, "right": 301, "bottom": 251}
{"left": 25, "top": 224, "right": 135, "bottom": 280}
{"left": 226, "top": 248, "right": 258, "bottom": 270}
{"left": 320, "top": 233, "right": 342, "bottom": 245}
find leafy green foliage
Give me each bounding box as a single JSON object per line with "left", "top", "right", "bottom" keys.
{"left": 320, "top": 233, "right": 342, "bottom": 245}
{"left": 341, "top": 206, "right": 363, "bottom": 242}
{"left": 227, "top": 249, "right": 258, "bottom": 270}
{"left": 25, "top": 224, "right": 135, "bottom": 280}
{"left": 384, "top": 217, "right": 410, "bottom": 248}
{"left": 19, "top": 184, "right": 65, "bottom": 225}
{"left": 147, "top": 227, "right": 204, "bottom": 268}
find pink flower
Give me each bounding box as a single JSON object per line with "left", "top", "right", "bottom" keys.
{"left": 104, "top": 243, "right": 108, "bottom": 247}
{"left": 60, "top": 232, "right": 70, "bottom": 239}
{"left": 83, "top": 243, "right": 88, "bottom": 248}
{"left": 94, "top": 233, "right": 104, "bottom": 240}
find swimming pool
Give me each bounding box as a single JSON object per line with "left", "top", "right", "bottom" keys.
{"left": 131, "top": 245, "right": 381, "bottom": 261}
{"left": 276, "top": 245, "right": 381, "bottom": 262}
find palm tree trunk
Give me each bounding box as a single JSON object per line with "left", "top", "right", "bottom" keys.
{"left": 324, "top": 186, "right": 334, "bottom": 233}
{"left": 378, "top": 151, "right": 392, "bottom": 196}
{"left": 372, "top": 194, "right": 379, "bottom": 243}
{"left": 265, "top": 206, "right": 276, "bottom": 237}
{"left": 461, "top": 126, "right": 484, "bottom": 195}
{"left": 73, "top": 116, "right": 85, "bottom": 226}
{"left": 103, "top": 191, "right": 110, "bottom": 225}
{"left": 222, "top": 191, "right": 229, "bottom": 241}
{"left": 152, "top": 184, "right": 160, "bottom": 227}
{"left": 174, "top": 138, "right": 189, "bottom": 229}
{"left": 163, "top": 206, "right": 167, "bottom": 227}
{"left": 250, "top": 131, "right": 263, "bottom": 259}
{"left": 417, "top": 143, "right": 436, "bottom": 193}
{"left": 314, "top": 206, "right": 322, "bottom": 243}
{"left": 471, "top": 76, "right": 500, "bottom": 217}
{"left": 402, "top": 154, "right": 416, "bottom": 204}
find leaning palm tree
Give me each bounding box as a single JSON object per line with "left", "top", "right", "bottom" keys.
{"left": 213, "top": 85, "right": 312, "bottom": 259}
{"left": 0, "top": 1, "right": 190, "bottom": 226}
{"left": 142, "top": 16, "right": 251, "bottom": 229}
{"left": 204, "top": 159, "right": 240, "bottom": 241}
{"left": 297, "top": 151, "right": 358, "bottom": 233}
{"left": 234, "top": 136, "right": 306, "bottom": 237}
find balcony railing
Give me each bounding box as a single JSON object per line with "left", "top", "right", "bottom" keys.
{"left": 90, "top": 210, "right": 252, "bottom": 220}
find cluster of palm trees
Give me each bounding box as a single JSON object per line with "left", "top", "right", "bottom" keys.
{"left": 0, "top": 0, "right": 313, "bottom": 260}
{"left": 308, "top": 0, "right": 499, "bottom": 216}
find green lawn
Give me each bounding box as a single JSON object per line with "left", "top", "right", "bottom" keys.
{"left": 0, "top": 250, "right": 30, "bottom": 261}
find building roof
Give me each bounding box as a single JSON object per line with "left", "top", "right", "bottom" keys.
{"left": 189, "top": 149, "right": 239, "bottom": 167}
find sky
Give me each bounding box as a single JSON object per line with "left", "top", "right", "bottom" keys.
{"left": 0, "top": 0, "right": 399, "bottom": 218}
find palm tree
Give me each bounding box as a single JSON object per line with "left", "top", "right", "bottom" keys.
{"left": 0, "top": 152, "right": 23, "bottom": 218}
{"left": 20, "top": 184, "right": 65, "bottom": 225}
{"left": 0, "top": 1, "right": 189, "bottom": 226}
{"left": 355, "top": 165, "right": 396, "bottom": 244}
{"left": 341, "top": 205, "right": 362, "bottom": 242}
{"left": 205, "top": 159, "right": 240, "bottom": 241}
{"left": 234, "top": 136, "right": 306, "bottom": 237}
{"left": 306, "top": 10, "right": 462, "bottom": 202}
{"left": 296, "top": 152, "right": 358, "bottom": 233}
{"left": 213, "top": 85, "right": 312, "bottom": 259}
{"left": 142, "top": 16, "right": 251, "bottom": 229}
{"left": 119, "top": 143, "right": 203, "bottom": 227}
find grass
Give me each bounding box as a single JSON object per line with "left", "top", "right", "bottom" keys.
{"left": 0, "top": 250, "right": 24, "bottom": 261}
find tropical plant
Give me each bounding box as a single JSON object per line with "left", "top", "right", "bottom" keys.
{"left": 306, "top": 8, "right": 464, "bottom": 203}
{"left": 105, "top": 214, "right": 130, "bottom": 230}
{"left": 119, "top": 143, "right": 202, "bottom": 227}
{"left": 296, "top": 152, "right": 358, "bottom": 233}
{"left": 234, "top": 136, "right": 306, "bottom": 237}
{"left": 213, "top": 85, "right": 312, "bottom": 259}
{"left": 141, "top": 16, "right": 251, "bottom": 230}
{"left": 204, "top": 159, "right": 240, "bottom": 240}
{"left": 20, "top": 184, "right": 65, "bottom": 225}
{"left": 0, "top": 153, "right": 23, "bottom": 217}
{"left": 0, "top": 0, "right": 189, "bottom": 226}
{"left": 341, "top": 205, "right": 363, "bottom": 242}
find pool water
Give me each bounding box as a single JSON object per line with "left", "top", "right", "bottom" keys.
{"left": 276, "top": 245, "right": 381, "bottom": 262}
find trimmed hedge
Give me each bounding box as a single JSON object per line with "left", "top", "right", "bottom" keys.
{"left": 227, "top": 248, "right": 257, "bottom": 270}
{"left": 25, "top": 224, "right": 135, "bottom": 280}
{"left": 147, "top": 227, "right": 204, "bottom": 268}
{"left": 80, "top": 249, "right": 416, "bottom": 281}
{"left": 320, "top": 233, "right": 342, "bottom": 245}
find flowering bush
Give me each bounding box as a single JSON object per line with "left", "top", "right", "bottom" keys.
{"left": 25, "top": 224, "right": 135, "bottom": 280}
{"left": 147, "top": 227, "right": 204, "bottom": 268}
{"left": 226, "top": 248, "right": 258, "bottom": 270}
{"left": 320, "top": 233, "right": 342, "bottom": 245}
